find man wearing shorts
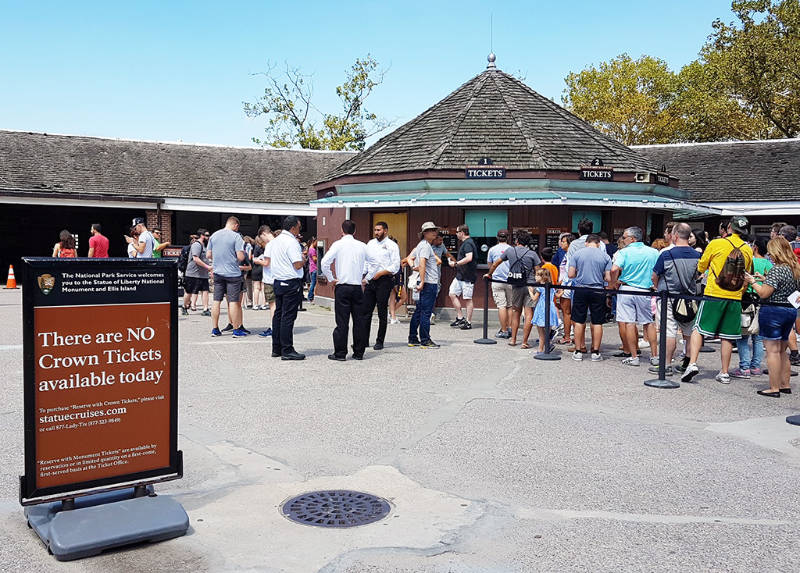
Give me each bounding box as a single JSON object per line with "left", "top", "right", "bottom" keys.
{"left": 485, "top": 230, "right": 541, "bottom": 347}
{"left": 448, "top": 224, "right": 477, "bottom": 330}
{"left": 568, "top": 234, "right": 611, "bottom": 361}
{"left": 183, "top": 228, "right": 212, "bottom": 316}
{"left": 487, "top": 229, "right": 512, "bottom": 338}
{"left": 611, "top": 226, "right": 659, "bottom": 366}
{"left": 651, "top": 223, "right": 700, "bottom": 376}
{"left": 682, "top": 216, "right": 753, "bottom": 383}
{"left": 207, "top": 217, "right": 246, "bottom": 338}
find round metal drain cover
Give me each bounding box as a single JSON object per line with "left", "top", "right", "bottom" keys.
{"left": 281, "top": 490, "right": 391, "bottom": 528}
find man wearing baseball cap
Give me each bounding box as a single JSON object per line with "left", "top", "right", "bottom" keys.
{"left": 682, "top": 215, "right": 753, "bottom": 384}
{"left": 408, "top": 221, "right": 441, "bottom": 348}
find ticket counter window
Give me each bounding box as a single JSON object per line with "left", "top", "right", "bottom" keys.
{"left": 465, "top": 210, "right": 508, "bottom": 265}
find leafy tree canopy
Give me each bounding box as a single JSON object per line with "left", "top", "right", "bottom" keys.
{"left": 244, "top": 55, "right": 391, "bottom": 151}
{"left": 562, "top": 1, "right": 798, "bottom": 143}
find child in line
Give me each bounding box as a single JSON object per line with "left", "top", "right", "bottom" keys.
{"left": 530, "top": 268, "right": 560, "bottom": 353}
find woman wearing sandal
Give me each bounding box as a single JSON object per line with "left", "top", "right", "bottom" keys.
{"left": 745, "top": 237, "right": 800, "bottom": 398}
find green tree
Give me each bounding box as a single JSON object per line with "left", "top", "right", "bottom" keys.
{"left": 671, "top": 60, "right": 770, "bottom": 141}
{"left": 562, "top": 54, "right": 679, "bottom": 145}
{"left": 244, "top": 55, "right": 391, "bottom": 151}
{"left": 703, "top": 0, "right": 800, "bottom": 138}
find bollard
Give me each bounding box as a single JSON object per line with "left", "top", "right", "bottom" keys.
{"left": 644, "top": 291, "right": 679, "bottom": 389}
{"left": 474, "top": 276, "right": 497, "bottom": 345}
{"left": 534, "top": 282, "right": 561, "bottom": 360}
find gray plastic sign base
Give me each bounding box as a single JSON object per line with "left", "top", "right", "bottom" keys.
{"left": 24, "top": 487, "right": 189, "bottom": 561}
{"left": 787, "top": 415, "right": 800, "bottom": 426}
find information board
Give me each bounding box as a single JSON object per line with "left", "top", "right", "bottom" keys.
{"left": 20, "top": 258, "right": 181, "bottom": 504}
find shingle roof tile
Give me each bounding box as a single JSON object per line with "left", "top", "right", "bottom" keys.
{"left": 0, "top": 131, "right": 354, "bottom": 203}
{"left": 322, "top": 69, "right": 657, "bottom": 182}
{"left": 633, "top": 139, "right": 800, "bottom": 202}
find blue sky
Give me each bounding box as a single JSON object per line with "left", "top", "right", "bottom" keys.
{"left": 0, "top": 0, "right": 735, "bottom": 148}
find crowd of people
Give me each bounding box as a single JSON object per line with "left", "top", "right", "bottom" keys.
{"left": 481, "top": 216, "right": 800, "bottom": 398}
{"left": 50, "top": 214, "right": 800, "bottom": 396}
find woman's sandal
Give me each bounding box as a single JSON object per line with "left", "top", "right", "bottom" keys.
{"left": 780, "top": 388, "right": 792, "bottom": 394}
{"left": 508, "top": 342, "right": 518, "bottom": 347}
{"left": 520, "top": 343, "right": 531, "bottom": 349}
{"left": 756, "top": 389, "right": 781, "bottom": 398}
{"left": 555, "top": 337, "right": 571, "bottom": 345}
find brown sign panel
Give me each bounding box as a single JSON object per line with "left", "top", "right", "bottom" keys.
{"left": 20, "top": 258, "right": 181, "bottom": 504}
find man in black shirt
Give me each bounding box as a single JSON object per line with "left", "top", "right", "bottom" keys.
{"left": 448, "top": 224, "right": 478, "bottom": 330}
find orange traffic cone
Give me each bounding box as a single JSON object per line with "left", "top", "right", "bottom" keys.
{"left": 4, "top": 265, "right": 18, "bottom": 289}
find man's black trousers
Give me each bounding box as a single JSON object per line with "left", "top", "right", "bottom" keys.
{"left": 360, "top": 275, "right": 393, "bottom": 350}
{"left": 332, "top": 283, "right": 365, "bottom": 358}
{"left": 272, "top": 278, "right": 302, "bottom": 356}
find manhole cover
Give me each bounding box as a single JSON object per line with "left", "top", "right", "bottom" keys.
{"left": 281, "top": 490, "right": 391, "bottom": 528}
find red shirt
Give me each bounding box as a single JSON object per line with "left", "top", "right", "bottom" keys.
{"left": 89, "top": 233, "right": 110, "bottom": 258}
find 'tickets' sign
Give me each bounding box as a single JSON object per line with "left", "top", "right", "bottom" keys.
{"left": 21, "top": 258, "right": 181, "bottom": 504}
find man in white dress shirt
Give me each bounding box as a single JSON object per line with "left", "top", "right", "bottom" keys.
{"left": 266, "top": 216, "right": 306, "bottom": 360}
{"left": 361, "top": 221, "right": 401, "bottom": 352}
{"left": 321, "top": 220, "right": 368, "bottom": 361}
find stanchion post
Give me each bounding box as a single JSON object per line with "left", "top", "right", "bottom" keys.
{"left": 474, "top": 276, "right": 497, "bottom": 345}
{"left": 788, "top": 415, "right": 800, "bottom": 426}
{"left": 534, "top": 282, "right": 561, "bottom": 360}
{"left": 645, "top": 290, "right": 679, "bottom": 389}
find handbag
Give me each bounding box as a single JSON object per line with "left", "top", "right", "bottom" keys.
{"left": 664, "top": 251, "right": 699, "bottom": 323}
{"left": 741, "top": 301, "right": 759, "bottom": 336}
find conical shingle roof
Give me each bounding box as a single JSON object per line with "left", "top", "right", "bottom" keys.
{"left": 322, "top": 68, "right": 657, "bottom": 182}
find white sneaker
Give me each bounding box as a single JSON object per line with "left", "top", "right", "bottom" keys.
{"left": 715, "top": 372, "right": 731, "bottom": 384}
{"left": 430, "top": 314, "right": 436, "bottom": 324}
{"left": 638, "top": 339, "right": 649, "bottom": 350}
{"left": 681, "top": 363, "right": 700, "bottom": 383}
{"left": 390, "top": 318, "right": 399, "bottom": 325}
{"left": 650, "top": 356, "right": 660, "bottom": 367}
{"left": 621, "top": 356, "right": 640, "bottom": 366}
{"left": 591, "top": 352, "right": 603, "bottom": 362}
{"left": 572, "top": 350, "right": 583, "bottom": 361}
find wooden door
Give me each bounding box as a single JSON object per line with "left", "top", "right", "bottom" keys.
{"left": 371, "top": 212, "right": 408, "bottom": 255}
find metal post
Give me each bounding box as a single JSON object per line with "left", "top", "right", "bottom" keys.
{"left": 645, "top": 290, "right": 679, "bottom": 388}
{"left": 474, "top": 276, "right": 497, "bottom": 345}
{"left": 534, "top": 282, "right": 561, "bottom": 360}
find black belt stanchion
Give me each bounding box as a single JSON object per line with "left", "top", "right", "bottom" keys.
{"left": 534, "top": 282, "right": 561, "bottom": 360}
{"left": 644, "top": 290, "right": 679, "bottom": 389}
{"left": 788, "top": 415, "right": 800, "bottom": 426}
{"left": 474, "top": 276, "right": 497, "bottom": 345}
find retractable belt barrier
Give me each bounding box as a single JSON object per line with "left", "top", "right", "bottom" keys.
{"left": 476, "top": 276, "right": 797, "bottom": 389}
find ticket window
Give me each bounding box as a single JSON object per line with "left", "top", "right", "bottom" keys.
{"left": 465, "top": 210, "right": 509, "bottom": 266}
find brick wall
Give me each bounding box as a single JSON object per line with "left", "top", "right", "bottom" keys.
{"left": 145, "top": 209, "right": 173, "bottom": 242}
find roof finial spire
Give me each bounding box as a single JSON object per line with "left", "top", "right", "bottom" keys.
{"left": 487, "top": 52, "right": 496, "bottom": 69}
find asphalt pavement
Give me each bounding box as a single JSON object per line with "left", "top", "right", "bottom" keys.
{"left": 1, "top": 287, "right": 799, "bottom": 572}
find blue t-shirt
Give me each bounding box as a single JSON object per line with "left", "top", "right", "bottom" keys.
{"left": 207, "top": 228, "right": 245, "bottom": 278}
{"left": 487, "top": 242, "right": 511, "bottom": 281}
{"left": 569, "top": 245, "right": 612, "bottom": 287}
{"left": 615, "top": 242, "right": 660, "bottom": 289}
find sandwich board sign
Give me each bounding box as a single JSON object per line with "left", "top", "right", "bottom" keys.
{"left": 20, "top": 257, "right": 187, "bottom": 560}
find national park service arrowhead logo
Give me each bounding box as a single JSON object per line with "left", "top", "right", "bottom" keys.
{"left": 37, "top": 274, "right": 55, "bottom": 295}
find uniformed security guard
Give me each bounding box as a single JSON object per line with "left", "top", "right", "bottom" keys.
{"left": 321, "top": 220, "right": 368, "bottom": 360}
{"left": 266, "top": 216, "right": 306, "bottom": 360}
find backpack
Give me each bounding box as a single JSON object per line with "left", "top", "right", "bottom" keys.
{"left": 177, "top": 244, "right": 192, "bottom": 274}
{"left": 713, "top": 238, "right": 747, "bottom": 292}
{"left": 507, "top": 247, "right": 530, "bottom": 286}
